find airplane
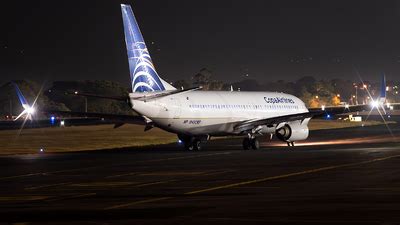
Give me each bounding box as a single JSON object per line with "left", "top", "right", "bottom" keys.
{"left": 12, "top": 4, "right": 395, "bottom": 151}
{"left": 12, "top": 82, "right": 36, "bottom": 121}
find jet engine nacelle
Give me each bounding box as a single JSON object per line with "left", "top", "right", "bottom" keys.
{"left": 275, "top": 119, "right": 310, "bottom": 142}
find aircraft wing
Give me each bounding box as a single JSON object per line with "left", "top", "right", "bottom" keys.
{"left": 234, "top": 111, "right": 324, "bottom": 133}
{"left": 45, "top": 110, "right": 145, "bottom": 125}
{"left": 308, "top": 104, "right": 368, "bottom": 115}
{"left": 234, "top": 103, "right": 374, "bottom": 133}
{"left": 65, "top": 87, "right": 202, "bottom": 103}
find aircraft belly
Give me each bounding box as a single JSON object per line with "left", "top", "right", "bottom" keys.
{"left": 152, "top": 118, "right": 242, "bottom": 136}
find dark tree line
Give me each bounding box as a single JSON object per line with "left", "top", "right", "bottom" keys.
{"left": 0, "top": 68, "right": 398, "bottom": 117}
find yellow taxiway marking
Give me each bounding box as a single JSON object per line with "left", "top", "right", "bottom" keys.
{"left": 46, "top": 193, "right": 96, "bottom": 202}
{"left": 0, "top": 196, "right": 51, "bottom": 201}
{"left": 104, "top": 154, "right": 400, "bottom": 209}
{"left": 106, "top": 172, "right": 139, "bottom": 179}
{"left": 25, "top": 182, "right": 72, "bottom": 190}
{"left": 185, "top": 154, "right": 400, "bottom": 195}
{"left": 133, "top": 180, "right": 175, "bottom": 187}
{"left": 104, "top": 197, "right": 173, "bottom": 210}
{"left": 0, "top": 152, "right": 234, "bottom": 181}
{"left": 139, "top": 172, "right": 206, "bottom": 176}
{"left": 144, "top": 152, "right": 233, "bottom": 163}
{"left": 201, "top": 170, "right": 236, "bottom": 176}
{"left": 69, "top": 182, "right": 135, "bottom": 187}
{"left": 0, "top": 166, "right": 98, "bottom": 181}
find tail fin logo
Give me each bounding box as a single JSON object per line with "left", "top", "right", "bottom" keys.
{"left": 121, "top": 4, "right": 166, "bottom": 93}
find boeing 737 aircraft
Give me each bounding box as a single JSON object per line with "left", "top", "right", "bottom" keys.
{"left": 14, "top": 4, "right": 392, "bottom": 151}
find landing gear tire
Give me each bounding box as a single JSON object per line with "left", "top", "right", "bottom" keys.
{"left": 243, "top": 138, "right": 260, "bottom": 150}
{"left": 287, "top": 142, "right": 295, "bottom": 147}
{"left": 242, "top": 138, "right": 251, "bottom": 150}
{"left": 184, "top": 139, "right": 201, "bottom": 151}
{"left": 185, "top": 142, "right": 194, "bottom": 151}
{"left": 251, "top": 138, "right": 260, "bottom": 150}
{"left": 194, "top": 140, "right": 202, "bottom": 151}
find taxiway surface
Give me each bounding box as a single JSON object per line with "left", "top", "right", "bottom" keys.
{"left": 0, "top": 123, "right": 400, "bottom": 224}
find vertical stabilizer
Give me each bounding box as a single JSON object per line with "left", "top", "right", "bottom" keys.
{"left": 120, "top": 4, "right": 176, "bottom": 93}
{"left": 13, "top": 82, "right": 29, "bottom": 109}
{"left": 380, "top": 73, "right": 386, "bottom": 103}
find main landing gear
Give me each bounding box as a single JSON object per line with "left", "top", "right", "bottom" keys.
{"left": 242, "top": 137, "right": 260, "bottom": 150}
{"left": 287, "top": 142, "right": 295, "bottom": 147}
{"left": 184, "top": 139, "right": 202, "bottom": 151}
{"left": 178, "top": 135, "right": 203, "bottom": 151}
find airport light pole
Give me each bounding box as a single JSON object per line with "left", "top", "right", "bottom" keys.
{"left": 74, "top": 91, "right": 88, "bottom": 113}
{"left": 85, "top": 97, "right": 87, "bottom": 113}
{"left": 354, "top": 85, "right": 358, "bottom": 105}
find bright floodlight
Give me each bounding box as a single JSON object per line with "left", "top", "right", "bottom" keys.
{"left": 370, "top": 100, "right": 379, "bottom": 108}
{"left": 26, "top": 107, "right": 35, "bottom": 114}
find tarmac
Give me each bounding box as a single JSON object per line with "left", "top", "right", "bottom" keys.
{"left": 0, "top": 119, "right": 400, "bottom": 224}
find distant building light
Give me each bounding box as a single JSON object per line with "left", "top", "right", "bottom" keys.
{"left": 315, "top": 95, "right": 319, "bottom": 99}
{"left": 321, "top": 105, "right": 326, "bottom": 111}
{"left": 60, "top": 120, "right": 65, "bottom": 127}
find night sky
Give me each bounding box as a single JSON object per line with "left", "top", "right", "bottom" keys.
{"left": 1, "top": 0, "right": 400, "bottom": 86}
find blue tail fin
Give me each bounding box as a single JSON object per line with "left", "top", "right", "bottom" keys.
{"left": 380, "top": 73, "right": 386, "bottom": 103}
{"left": 12, "top": 82, "right": 29, "bottom": 107}
{"left": 120, "top": 4, "right": 175, "bottom": 93}
{"left": 12, "top": 82, "right": 35, "bottom": 121}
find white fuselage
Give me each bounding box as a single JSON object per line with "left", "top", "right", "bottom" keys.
{"left": 130, "top": 91, "right": 308, "bottom": 136}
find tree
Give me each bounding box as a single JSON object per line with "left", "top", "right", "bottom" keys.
{"left": 173, "top": 80, "right": 190, "bottom": 90}
{"left": 192, "top": 68, "right": 212, "bottom": 90}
